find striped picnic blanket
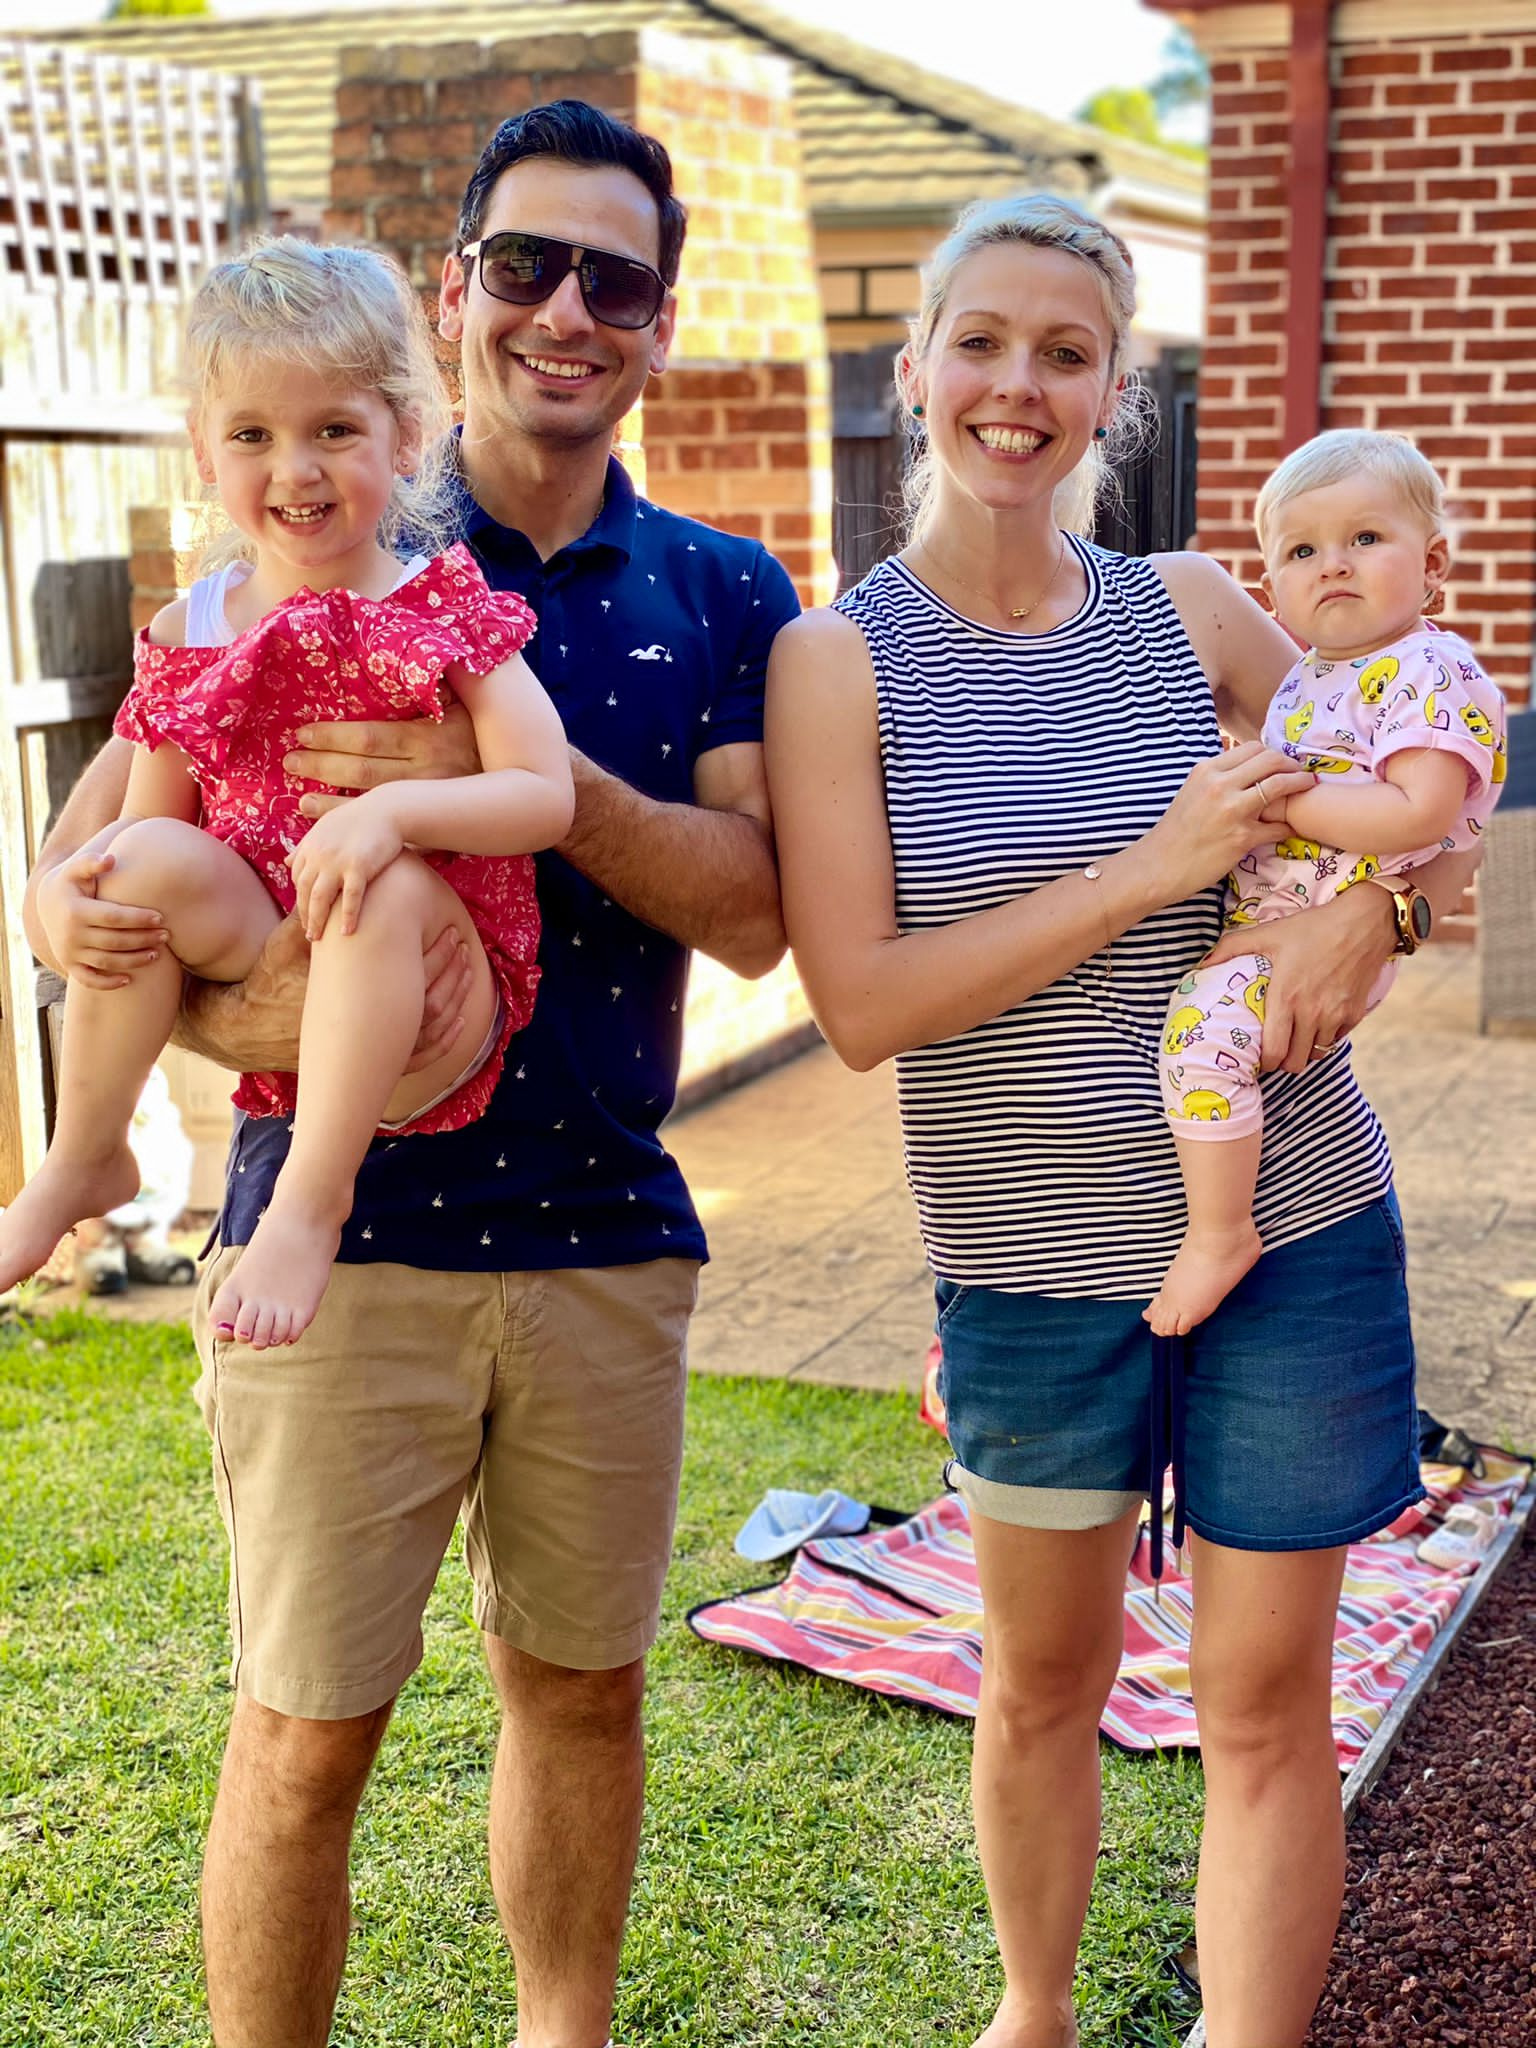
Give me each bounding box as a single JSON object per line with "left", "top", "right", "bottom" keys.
{"left": 689, "top": 1449, "right": 1531, "bottom": 1769}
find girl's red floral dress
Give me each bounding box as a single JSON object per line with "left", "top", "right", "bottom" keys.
{"left": 114, "top": 544, "right": 543, "bottom": 1135}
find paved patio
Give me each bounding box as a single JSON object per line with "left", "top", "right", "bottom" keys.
{"left": 28, "top": 947, "right": 1536, "bottom": 1454}
{"left": 674, "top": 944, "right": 1536, "bottom": 1453}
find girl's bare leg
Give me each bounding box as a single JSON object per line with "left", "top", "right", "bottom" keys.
{"left": 968, "top": 1505, "right": 1140, "bottom": 2048}
{"left": 1144, "top": 1131, "right": 1264, "bottom": 1337}
{"left": 1189, "top": 1536, "right": 1348, "bottom": 2048}
{"left": 209, "top": 854, "right": 496, "bottom": 1350}
{"left": 0, "top": 820, "right": 279, "bottom": 1294}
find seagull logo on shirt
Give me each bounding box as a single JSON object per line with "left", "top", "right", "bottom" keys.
{"left": 629, "top": 643, "right": 671, "bottom": 661}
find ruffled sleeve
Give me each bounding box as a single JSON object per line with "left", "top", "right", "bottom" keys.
{"left": 377, "top": 544, "right": 538, "bottom": 692}
{"left": 114, "top": 635, "right": 224, "bottom": 752}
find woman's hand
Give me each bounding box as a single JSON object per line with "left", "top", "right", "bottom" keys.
{"left": 285, "top": 702, "right": 481, "bottom": 815}
{"left": 36, "top": 850, "right": 166, "bottom": 991}
{"left": 1140, "top": 741, "right": 1314, "bottom": 906}
{"left": 1205, "top": 881, "right": 1397, "bottom": 1075}
{"left": 286, "top": 791, "right": 406, "bottom": 940}
{"left": 175, "top": 917, "right": 474, "bottom": 1074}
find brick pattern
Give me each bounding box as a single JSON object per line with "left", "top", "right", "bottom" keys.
{"left": 636, "top": 32, "right": 825, "bottom": 367}
{"left": 127, "top": 501, "right": 201, "bottom": 633}
{"left": 326, "top": 29, "right": 834, "bottom": 605}
{"left": 641, "top": 362, "right": 832, "bottom": 599}
{"left": 635, "top": 34, "right": 833, "bottom": 604}
{"left": 324, "top": 34, "right": 641, "bottom": 283}
{"left": 1200, "top": 32, "right": 1536, "bottom": 703}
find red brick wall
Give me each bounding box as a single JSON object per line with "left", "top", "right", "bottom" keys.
{"left": 641, "top": 363, "right": 825, "bottom": 593}
{"left": 1199, "top": 27, "right": 1536, "bottom": 703}
{"left": 324, "top": 29, "right": 834, "bottom": 606}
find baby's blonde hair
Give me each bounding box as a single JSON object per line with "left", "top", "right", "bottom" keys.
{"left": 1254, "top": 429, "right": 1446, "bottom": 560}
{"left": 900, "top": 192, "right": 1155, "bottom": 539}
{"left": 185, "top": 235, "right": 458, "bottom": 566}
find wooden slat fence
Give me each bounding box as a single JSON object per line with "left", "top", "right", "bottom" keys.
{"left": 0, "top": 40, "right": 265, "bottom": 1200}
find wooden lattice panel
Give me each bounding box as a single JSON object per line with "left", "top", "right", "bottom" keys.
{"left": 0, "top": 39, "right": 262, "bottom": 399}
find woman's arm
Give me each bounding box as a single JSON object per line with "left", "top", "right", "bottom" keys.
{"left": 765, "top": 609, "right": 1310, "bottom": 1073}
{"left": 1279, "top": 748, "right": 1467, "bottom": 856}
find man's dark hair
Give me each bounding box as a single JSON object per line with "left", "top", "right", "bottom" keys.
{"left": 456, "top": 100, "right": 688, "bottom": 286}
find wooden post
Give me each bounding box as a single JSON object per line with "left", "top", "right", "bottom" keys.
{"left": 0, "top": 435, "right": 47, "bottom": 1200}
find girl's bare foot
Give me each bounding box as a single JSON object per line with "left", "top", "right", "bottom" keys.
{"left": 1144, "top": 1217, "right": 1263, "bottom": 1337}
{"left": 972, "top": 1992, "right": 1078, "bottom": 2048}
{"left": 208, "top": 1200, "right": 343, "bottom": 1349}
{"left": 0, "top": 1146, "right": 140, "bottom": 1295}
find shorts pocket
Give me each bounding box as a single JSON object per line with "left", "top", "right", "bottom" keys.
{"left": 934, "top": 1280, "right": 974, "bottom": 1337}
{"left": 1372, "top": 1194, "right": 1409, "bottom": 1274}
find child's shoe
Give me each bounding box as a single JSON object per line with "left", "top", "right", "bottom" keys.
{"left": 1415, "top": 1500, "right": 1499, "bottom": 1571}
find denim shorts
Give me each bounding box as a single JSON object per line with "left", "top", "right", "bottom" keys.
{"left": 933, "top": 1193, "right": 1423, "bottom": 1552}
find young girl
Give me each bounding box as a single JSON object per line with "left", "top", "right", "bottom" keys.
{"left": 1, "top": 236, "right": 574, "bottom": 1349}
{"left": 1148, "top": 429, "right": 1506, "bottom": 1335}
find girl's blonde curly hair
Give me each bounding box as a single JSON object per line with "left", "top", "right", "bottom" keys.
{"left": 184, "top": 234, "right": 459, "bottom": 568}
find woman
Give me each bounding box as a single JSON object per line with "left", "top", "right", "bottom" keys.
{"left": 765, "top": 195, "right": 1472, "bottom": 2048}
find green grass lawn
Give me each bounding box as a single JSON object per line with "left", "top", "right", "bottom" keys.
{"left": 0, "top": 1311, "right": 1205, "bottom": 2047}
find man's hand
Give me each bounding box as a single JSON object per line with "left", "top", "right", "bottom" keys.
{"left": 286, "top": 702, "right": 481, "bottom": 806}
{"left": 37, "top": 850, "right": 166, "bottom": 991}
{"left": 1204, "top": 882, "right": 1396, "bottom": 1075}
{"left": 174, "top": 916, "right": 474, "bottom": 1074}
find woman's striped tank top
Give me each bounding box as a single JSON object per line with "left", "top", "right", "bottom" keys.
{"left": 835, "top": 537, "right": 1393, "bottom": 1299}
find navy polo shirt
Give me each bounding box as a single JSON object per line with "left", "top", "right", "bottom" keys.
{"left": 221, "top": 457, "right": 801, "bottom": 1270}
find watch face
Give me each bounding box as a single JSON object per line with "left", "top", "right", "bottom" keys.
{"left": 1410, "top": 892, "right": 1433, "bottom": 943}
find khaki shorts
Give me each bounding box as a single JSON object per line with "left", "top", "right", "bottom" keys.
{"left": 192, "top": 1251, "right": 700, "bottom": 1720}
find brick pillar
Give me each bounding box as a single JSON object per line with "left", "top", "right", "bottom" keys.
{"left": 325, "top": 28, "right": 834, "bottom": 606}
{"left": 127, "top": 502, "right": 201, "bottom": 632}
{"left": 633, "top": 33, "right": 833, "bottom": 606}
{"left": 1189, "top": 8, "right": 1536, "bottom": 706}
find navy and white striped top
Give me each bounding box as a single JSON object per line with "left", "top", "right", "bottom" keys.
{"left": 837, "top": 537, "right": 1393, "bottom": 1300}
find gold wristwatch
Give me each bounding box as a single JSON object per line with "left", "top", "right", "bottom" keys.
{"left": 1365, "top": 873, "right": 1432, "bottom": 955}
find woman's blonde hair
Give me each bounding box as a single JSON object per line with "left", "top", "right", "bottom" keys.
{"left": 185, "top": 234, "right": 458, "bottom": 567}
{"left": 899, "top": 192, "right": 1154, "bottom": 540}
{"left": 1253, "top": 428, "right": 1447, "bottom": 558}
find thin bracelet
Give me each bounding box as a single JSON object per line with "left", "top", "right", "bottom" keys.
{"left": 1083, "top": 861, "right": 1113, "bottom": 977}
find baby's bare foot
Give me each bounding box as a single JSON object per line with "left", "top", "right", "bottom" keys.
{"left": 208, "top": 1201, "right": 342, "bottom": 1350}
{"left": 0, "top": 1147, "right": 140, "bottom": 1295}
{"left": 1144, "top": 1218, "right": 1264, "bottom": 1337}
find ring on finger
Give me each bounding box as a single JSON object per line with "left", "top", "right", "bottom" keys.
{"left": 1256, "top": 775, "right": 1272, "bottom": 806}
{"left": 1311, "top": 1039, "right": 1340, "bottom": 1057}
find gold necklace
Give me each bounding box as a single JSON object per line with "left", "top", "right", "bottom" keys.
{"left": 916, "top": 529, "right": 1067, "bottom": 621}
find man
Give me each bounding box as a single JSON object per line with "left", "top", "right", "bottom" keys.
{"left": 24, "top": 102, "right": 799, "bottom": 2048}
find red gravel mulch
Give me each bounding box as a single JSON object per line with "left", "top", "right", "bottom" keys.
{"left": 1305, "top": 1528, "right": 1536, "bottom": 2046}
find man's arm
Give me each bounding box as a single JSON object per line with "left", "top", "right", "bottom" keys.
{"left": 290, "top": 708, "right": 787, "bottom": 980}
{"left": 556, "top": 741, "right": 785, "bottom": 979}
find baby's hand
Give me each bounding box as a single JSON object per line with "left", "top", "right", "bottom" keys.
{"left": 38, "top": 851, "right": 167, "bottom": 990}
{"left": 286, "top": 791, "right": 405, "bottom": 940}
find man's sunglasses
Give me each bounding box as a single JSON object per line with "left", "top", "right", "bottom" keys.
{"left": 459, "top": 231, "right": 667, "bottom": 331}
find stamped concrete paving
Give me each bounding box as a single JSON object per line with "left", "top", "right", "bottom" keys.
{"left": 674, "top": 945, "right": 1536, "bottom": 1454}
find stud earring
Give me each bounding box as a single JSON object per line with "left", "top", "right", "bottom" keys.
{"left": 1093, "top": 426, "right": 1108, "bottom": 441}
{"left": 911, "top": 403, "right": 925, "bottom": 418}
